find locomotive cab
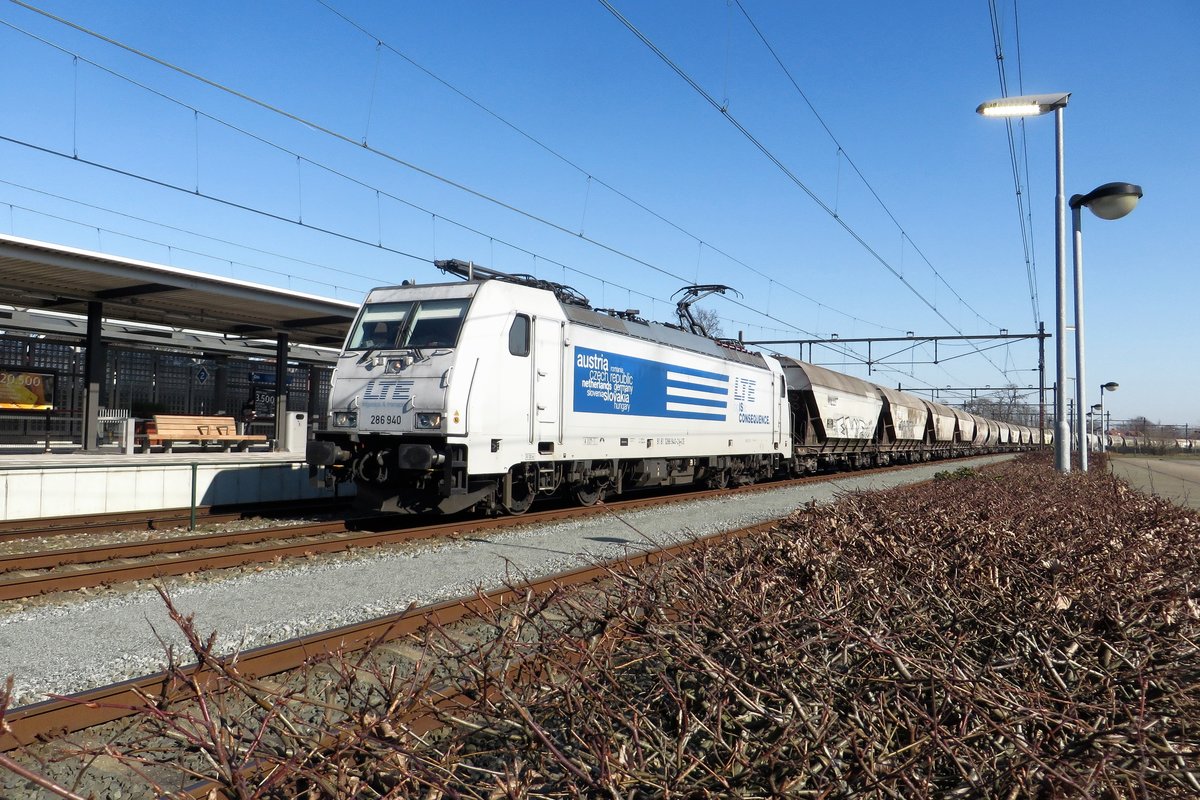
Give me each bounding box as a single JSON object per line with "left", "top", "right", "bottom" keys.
{"left": 308, "top": 269, "right": 574, "bottom": 515}
{"left": 307, "top": 280, "right": 485, "bottom": 513}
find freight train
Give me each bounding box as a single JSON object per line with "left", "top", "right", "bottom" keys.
{"left": 306, "top": 260, "right": 1039, "bottom": 514}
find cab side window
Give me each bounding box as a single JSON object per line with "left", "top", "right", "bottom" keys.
{"left": 509, "top": 314, "right": 530, "bottom": 356}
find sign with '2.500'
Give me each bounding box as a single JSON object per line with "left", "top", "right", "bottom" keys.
{"left": 573, "top": 347, "right": 732, "bottom": 422}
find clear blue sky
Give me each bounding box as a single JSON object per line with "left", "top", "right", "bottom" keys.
{"left": 0, "top": 1, "right": 1196, "bottom": 427}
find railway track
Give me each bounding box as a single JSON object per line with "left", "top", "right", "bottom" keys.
{"left": 0, "top": 465, "right": 914, "bottom": 602}
{"left": 0, "top": 497, "right": 349, "bottom": 543}
{"left": 0, "top": 515, "right": 781, "bottom": 799}
{"left": 0, "top": 456, "right": 1012, "bottom": 798}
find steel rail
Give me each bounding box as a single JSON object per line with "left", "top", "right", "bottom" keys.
{"left": 0, "top": 519, "right": 356, "bottom": 573}
{"left": 0, "top": 509, "right": 246, "bottom": 542}
{"left": 0, "top": 497, "right": 348, "bottom": 543}
{"left": 0, "top": 467, "right": 866, "bottom": 601}
{"left": 1, "top": 517, "right": 781, "bottom": 752}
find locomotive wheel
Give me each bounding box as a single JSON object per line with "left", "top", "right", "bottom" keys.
{"left": 503, "top": 464, "right": 535, "bottom": 515}
{"left": 706, "top": 469, "right": 729, "bottom": 489}
{"left": 572, "top": 481, "right": 604, "bottom": 506}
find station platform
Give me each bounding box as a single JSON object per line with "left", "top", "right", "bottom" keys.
{"left": 0, "top": 444, "right": 341, "bottom": 522}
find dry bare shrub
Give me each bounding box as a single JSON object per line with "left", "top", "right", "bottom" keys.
{"left": 5, "top": 453, "right": 1200, "bottom": 798}
{"left": 405, "top": 454, "right": 1200, "bottom": 797}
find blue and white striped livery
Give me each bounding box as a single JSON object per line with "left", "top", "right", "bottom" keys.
{"left": 665, "top": 367, "right": 729, "bottom": 421}
{"left": 573, "top": 347, "right": 729, "bottom": 421}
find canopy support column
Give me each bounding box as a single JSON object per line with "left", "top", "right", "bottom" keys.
{"left": 82, "top": 301, "right": 104, "bottom": 451}
{"left": 274, "top": 333, "right": 289, "bottom": 451}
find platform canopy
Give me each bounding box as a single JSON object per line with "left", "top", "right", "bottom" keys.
{"left": 0, "top": 234, "right": 359, "bottom": 347}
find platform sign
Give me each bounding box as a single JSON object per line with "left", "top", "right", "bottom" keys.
{"left": 252, "top": 388, "right": 275, "bottom": 418}
{"left": 0, "top": 368, "right": 55, "bottom": 411}
{"left": 249, "top": 371, "right": 293, "bottom": 386}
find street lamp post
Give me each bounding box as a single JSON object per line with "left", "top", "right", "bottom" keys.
{"left": 977, "top": 92, "right": 1072, "bottom": 472}
{"left": 1070, "top": 183, "right": 1143, "bottom": 470}
{"left": 1098, "top": 381, "right": 1119, "bottom": 452}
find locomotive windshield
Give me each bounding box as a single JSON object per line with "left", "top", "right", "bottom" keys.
{"left": 346, "top": 298, "right": 471, "bottom": 351}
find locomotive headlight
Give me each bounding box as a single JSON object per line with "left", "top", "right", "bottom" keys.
{"left": 414, "top": 412, "right": 443, "bottom": 429}
{"left": 332, "top": 411, "right": 358, "bottom": 427}
{"left": 385, "top": 356, "right": 413, "bottom": 373}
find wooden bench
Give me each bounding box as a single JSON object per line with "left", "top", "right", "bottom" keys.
{"left": 139, "top": 414, "right": 268, "bottom": 453}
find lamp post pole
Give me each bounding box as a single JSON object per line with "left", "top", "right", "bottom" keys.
{"left": 977, "top": 92, "right": 1072, "bottom": 472}
{"left": 1053, "top": 106, "right": 1071, "bottom": 472}
{"left": 1068, "top": 397, "right": 1074, "bottom": 452}
{"left": 1098, "top": 381, "right": 1119, "bottom": 453}
{"left": 1071, "top": 200, "right": 1089, "bottom": 470}
{"left": 1068, "top": 181, "right": 1143, "bottom": 468}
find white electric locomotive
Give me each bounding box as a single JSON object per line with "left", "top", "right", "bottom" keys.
{"left": 307, "top": 260, "right": 792, "bottom": 514}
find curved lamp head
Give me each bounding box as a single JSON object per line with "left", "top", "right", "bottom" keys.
{"left": 1070, "top": 183, "right": 1143, "bottom": 220}
{"left": 976, "top": 92, "right": 1071, "bottom": 117}
{"left": 1102, "top": 381, "right": 1119, "bottom": 392}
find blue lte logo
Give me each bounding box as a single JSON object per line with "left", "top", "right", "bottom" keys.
{"left": 732, "top": 377, "right": 757, "bottom": 403}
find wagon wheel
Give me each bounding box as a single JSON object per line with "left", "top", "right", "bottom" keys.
{"left": 503, "top": 464, "right": 536, "bottom": 515}
{"left": 572, "top": 480, "right": 605, "bottom": 507}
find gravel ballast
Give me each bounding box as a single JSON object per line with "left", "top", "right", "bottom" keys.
{"left": 0, "top": 456, "right": 1009, "bottom": 706}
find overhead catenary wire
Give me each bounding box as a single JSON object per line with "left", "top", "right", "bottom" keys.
{"left": 732, "top": 0, "right": 1002, "bottom": 332}
{"left": 0, "top": 4, "right": 697, "bottom": 294}
{"left": 5, "top": 144, "right": 892, "bottom": 371}
{"left": 987, "top": 0, "right": 1040, "bottom": 328}
{"left": 0, "top": 31, "right": 863, "bottom": 361}
{"left": 0, "top": 131, "right": 901, "bottom": 373}
{"left": 312, "top": 0, "right": 901, "bottom": 336}
{"left": 0, "top": 2, "right": 901, "bottom": 351}
{"left": 0, "top": 178, "right": 382, "bottom": 297}
{"left": 597, "top": 0, "right": 1011, "bottom": 381}
{"left": 2, "top": 1, "right": 1010, "bottom": 387}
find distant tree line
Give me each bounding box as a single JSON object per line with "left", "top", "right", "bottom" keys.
{"left": 1118, "top": 417, "right": 1197, "bottom": 440}
{"left": 961, "top": 386, "right": 1041, "bottom": 427}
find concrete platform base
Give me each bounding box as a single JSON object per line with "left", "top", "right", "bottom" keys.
{"left": 0, "top": 449, "right": 344, "bottom": 522}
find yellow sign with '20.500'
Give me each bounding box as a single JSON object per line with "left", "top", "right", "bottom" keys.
{"left": 0, "top": 369, "right": 54, "bottom": 411}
